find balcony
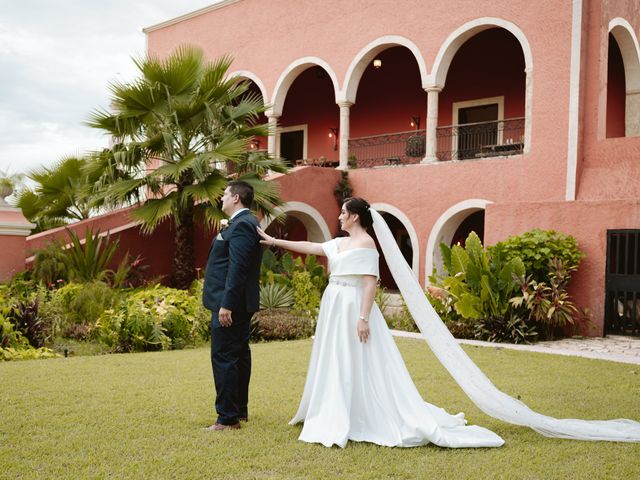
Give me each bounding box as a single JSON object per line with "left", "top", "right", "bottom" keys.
{"left": 348, "top": 117, "right": 526, "bottom": 167}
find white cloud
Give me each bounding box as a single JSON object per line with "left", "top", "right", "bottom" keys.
{"left": 0, "top": 0, "right": 217, "bottom": 175}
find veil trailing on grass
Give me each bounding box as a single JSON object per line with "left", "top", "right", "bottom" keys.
{"left": 371, "top": 209, "right": 640, "bottom": 442}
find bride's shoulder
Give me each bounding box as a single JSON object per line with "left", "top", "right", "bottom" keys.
{"left": 356, "top": 235, "right": 376, "bottom": 250}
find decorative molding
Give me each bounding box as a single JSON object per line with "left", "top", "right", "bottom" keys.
{"left": 228, "top": 70, "right": 269, "bottom": 103}
{"left": 275, "top": 124, "right": 308, "bottom": 160}
{"left": 0, "top": 221, "right": 36, "bottom": 236}
{"left": 565, "top": 0, "right": 583, "bottom": 201}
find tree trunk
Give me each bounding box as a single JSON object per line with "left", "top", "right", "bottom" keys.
{"left": 173, "top": 199, "right": 196, "bottom": 290}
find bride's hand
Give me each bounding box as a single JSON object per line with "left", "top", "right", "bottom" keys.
{"left": 357, "top": 319, "right": 369, "bottom": 343}
{"left": 257, "top": 226, "right": 276, "bottom": 246}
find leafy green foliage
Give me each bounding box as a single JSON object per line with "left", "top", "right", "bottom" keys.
{"left": 510, "top": 258, "right": 579, "bottom": 339}
{"left": 490, "top": 229, "right": 584, "bottom": 283}
{"left": 32, "top": 243, "right": 70, "bottom": 286}
{"left": 13, "top": 155, "right": 102, "bottom": 233}
{"left": 431, "top": 232, "right": 535, "bottom": 344}
{"left": 291, "top": 271, "right": 320, "bottom": 317}
{"left": 96, "top": 285, "right": 209, "bottom": 352}
{"left": 64, "top": 229, "right": 119, "bottom": 283}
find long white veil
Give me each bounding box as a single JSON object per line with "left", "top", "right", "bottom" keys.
{"left": 371, "top": 208, "right": 640, "bottom": 442}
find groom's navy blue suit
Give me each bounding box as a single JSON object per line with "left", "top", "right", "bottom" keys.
{"left": 203, "top": 209, "right": 262, "bottom": 425}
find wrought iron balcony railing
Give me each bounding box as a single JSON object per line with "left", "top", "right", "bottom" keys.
{"left": 348, "top": 129, "right": 426, "bottom": 168}
{"left": 436, "top": 117, "right": 525, "bottom": 161}
{"left": 347, "top": 117, "right": 526, "bottom": 167}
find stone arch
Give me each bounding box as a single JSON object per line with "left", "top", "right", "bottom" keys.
{"left": 260, "top": 201, "right": 332, "bottom": 243}
{"left": 228, "top": 70, "right": 268, "bottom": 103}
{"left": 342, "top": 35, "right": 429, "bottom": 104}
{"left": 430, "top": 18, "right": 533, "bottom": 153}
{"left": 425, "top": 199, "right": 492, "bottom": 284}
{"left": 608, "top": 18, "right": 640, "bottom": 137}
{"left": 271, "top": 57, "right": 340, "bottom": 116}
{"left": 371, "top": 202, "right": 420, "bottom": 278}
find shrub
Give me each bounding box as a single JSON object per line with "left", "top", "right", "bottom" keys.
{"left": 490, "top": 229, "right": 584, "bottom": 284}
{"left": 64, "top": 229, "right": 119, "bottom": 283}
{"left": 251, "top": 309, "right": 315, "bottom": 341}
{"left": 97, "top": 285, "right": 209, "bottom": 352}
{"left": 6, "top": 298, "right": 46, "bottom": 348}
{"left": 32, "top": 243, "right": 69, "bottom": 286}
{"left": 291, "top": 271, "right": 320, "bottom": 317}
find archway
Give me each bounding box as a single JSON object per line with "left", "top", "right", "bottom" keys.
{"left": 607, "top": 19, "right": 640, "bottom": 137}
{"left": 425, "top": 199, "right": 491, "bottom": 283}
{"left": 431, "top": 18, "right": 533, "bottom": 158}
{"left": 271, "top": 59, "right": 340, "bottom": 165}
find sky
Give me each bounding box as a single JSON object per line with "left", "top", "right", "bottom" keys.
{"left": 0, "top": 0, "right": 219, "bottom": 177}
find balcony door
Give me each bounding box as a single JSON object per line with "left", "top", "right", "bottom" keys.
{"left": 452, "top": 96, "right": 504, "bottom": 160}
{"left": 277, "top": 124, "right": 307, "bottom": 166}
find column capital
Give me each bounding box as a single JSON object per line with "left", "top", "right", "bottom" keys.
{"left": 337, "top": 100, "right": 354, "bottom": 109}
{"left": 424, "top": 86, "right": 443, "bottom": 93}
{"left": 265, "top": 110, "right": 281, "bottom": 119}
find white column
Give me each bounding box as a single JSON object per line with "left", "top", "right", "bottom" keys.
{"left": 626, "top": 90, "right": 640, "bottom": 137}
{"left": 267, "top": 113, "right": 280, "bottom": 157}
{"left": 338, "top": 101, "right": 353, "bottom": 169}
{"left": 422, "top": 87, "right": 441, "bottom": 163}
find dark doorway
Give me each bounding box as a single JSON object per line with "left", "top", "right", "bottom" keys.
{"left": 280, "top": 130, "right": 304, "bottom": 165}
{"left": 457, "top": 104, "right": 499, "bottom": 159}
{"left": 451, "top": 210, "right": 485, "bottom": 247}
{"left": 605, "top": 230, "right": 640, "bottom": 335}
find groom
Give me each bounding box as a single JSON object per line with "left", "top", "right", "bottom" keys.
{"left": 203, "top": 180, "right": 262, "bottom": 431}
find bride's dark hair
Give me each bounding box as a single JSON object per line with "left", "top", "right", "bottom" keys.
{"left": 344, "top": 197, "right": 373, "bottom": 228}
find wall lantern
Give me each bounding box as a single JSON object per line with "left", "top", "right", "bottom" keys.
{"left": 410, "top": 116, "right": 421, "bottom": 130}
{"left": 373, "top": 58, "right": 382, "bottom": 69}
{"left": 250, "top": 139, "right": 260, "bottom": 149}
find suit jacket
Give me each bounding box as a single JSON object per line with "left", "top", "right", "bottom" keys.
{"left": 202, "top": 210, "right": 262, "bottom": 324}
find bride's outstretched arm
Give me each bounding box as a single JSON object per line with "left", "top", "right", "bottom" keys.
{"left": 256, "top": 226, "right": 325, "bottom": 256}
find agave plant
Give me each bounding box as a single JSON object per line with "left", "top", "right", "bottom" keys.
{"left": 259, "top": 283, "right": 294, "bottom": 310}
{"left": 63, "top": 229, "right": 119, "bottom": 283}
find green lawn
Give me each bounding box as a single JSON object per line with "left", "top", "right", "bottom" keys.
{"left": 2, "top": 338, "right": 640, "bottom": 480}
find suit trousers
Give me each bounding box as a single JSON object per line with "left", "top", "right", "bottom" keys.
{"left": 211, "top": 311, "right": 252, "bottom": 425}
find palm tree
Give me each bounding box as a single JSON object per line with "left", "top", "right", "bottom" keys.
{"left": 13, "top": 156, "right": 100, "bottom": 233}
{"left": 87, "top": 45, "right": 287, "bottom": 289}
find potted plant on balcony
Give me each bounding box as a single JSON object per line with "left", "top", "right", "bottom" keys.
{"left": 405, "top": 135, "right": 426, "bottom": 158}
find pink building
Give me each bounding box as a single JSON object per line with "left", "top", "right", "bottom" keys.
{"left": 3, "top": 0, "right": 638, "bottom": 337}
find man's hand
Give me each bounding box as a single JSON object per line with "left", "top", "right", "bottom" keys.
{"left": 219, "top": 307, "right": 233, "bottom": 327}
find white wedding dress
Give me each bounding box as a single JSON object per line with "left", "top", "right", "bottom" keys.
{"left": 289, "top": 238, "right": 505, "bottom": 448}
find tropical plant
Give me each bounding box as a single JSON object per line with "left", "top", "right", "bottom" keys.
{"left": 430, "top": 232, "right": 537, "bottom": 343}
{"left": 61, "top": 229, "right": 119, "bottom": 283}
{"left": 490, "top": 229, "right": 584, "bottom": 284}
{"left": 510, "top": 258, "right": 579, "bottom": 339}
{"left": 96, "top": 285, "right": 209, "bottom": 352}
{"left": 86, "top": 45, "right": 288, "bottom": 289}
{"left": 13, "top": 156, "right": 102, "bottom": 233}
{"left": 260, "top": 282, "right": 294, "bottom": 310}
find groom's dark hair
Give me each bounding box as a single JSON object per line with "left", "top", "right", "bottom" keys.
{"left": 228, "top": 180, "right": 254, "bottom": 207}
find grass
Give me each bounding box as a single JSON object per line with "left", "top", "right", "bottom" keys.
{"left": 2, "top": 337, "right": 640, "bottom": 479}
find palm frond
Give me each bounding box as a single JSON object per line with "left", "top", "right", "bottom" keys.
{"left": 130, "top": 194, "right": 177, "bottom": 234}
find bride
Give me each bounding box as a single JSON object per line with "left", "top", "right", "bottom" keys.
{"left": 257, "top": 197, "right": 640, "bottom": 448}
